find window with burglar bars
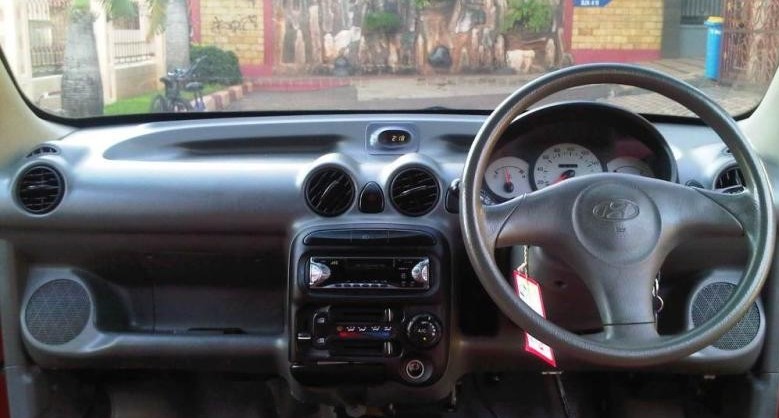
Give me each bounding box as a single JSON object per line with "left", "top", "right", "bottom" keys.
{"left": 681, "top": 0, "right": 722, "bottom": 24}
{"left": 113, "top": 2, "right": 156, "bottom": 65}
{"left": 28, "top": 0, "right": 69, "bottom": 77}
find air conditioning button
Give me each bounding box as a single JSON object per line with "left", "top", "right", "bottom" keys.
{"left": 406, "top": 313, "right": 442, "bottom": 349}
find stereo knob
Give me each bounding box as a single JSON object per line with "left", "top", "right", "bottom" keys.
{"left": 406, "top": 313, "right": 442, "bottom": 349}
{"left": 411, "top": 259, "right": 430, "bottom": 285}
{"left": 309, "top": 261, "right": 331, "bottom": 287}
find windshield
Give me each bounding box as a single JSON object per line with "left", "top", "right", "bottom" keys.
{"left": 1, "top": 0, "right": 776, "bottom": 118}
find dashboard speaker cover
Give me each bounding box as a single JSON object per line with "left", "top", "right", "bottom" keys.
{"left": 25, "top": 279, "right": 91, "bottom": 345}
{"left": 691, "top": 282, "right": 760, "bottom": 350}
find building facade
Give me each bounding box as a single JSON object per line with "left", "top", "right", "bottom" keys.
{"left": 0, "top": 0, "right": 166, "bottom": 111}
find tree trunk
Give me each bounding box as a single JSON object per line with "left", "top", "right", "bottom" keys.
{"left": 61, "top": 8, "right": 103, "bottom": 118}
{"left": 165, "top": 0, "right": 190, "bottom": 71}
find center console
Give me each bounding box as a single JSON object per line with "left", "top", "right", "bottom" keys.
{"left": 289, "top": 227, "right": 450, "bottom": 386}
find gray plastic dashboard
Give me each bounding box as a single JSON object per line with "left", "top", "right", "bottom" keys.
{"left": 0, "top": 112, "right": 763, "bottom": 405}
{"left": 0, "top": 114, "right": 738, "bottom": 232}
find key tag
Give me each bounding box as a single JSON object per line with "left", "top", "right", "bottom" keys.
{"left": 513, "top": 246, "right": 557, "bottom": 367}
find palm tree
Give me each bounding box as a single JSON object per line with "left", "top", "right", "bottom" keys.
{"left": 61, "top": 0, "right": 190, "bottom": 117}
{"left": 163, "top": 0, "right": 190, "bottom": 70}
{"left": 60, "top": 2, "right": 105, "bottom": 117}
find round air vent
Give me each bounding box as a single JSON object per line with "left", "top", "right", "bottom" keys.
{"left": 714, "top": 165, "right": 744, "bottom": 190}
{"left": 390, "top": 168, "right": 440, "bottom": 216}
{"left": 26, "top": 145, "right": 59, "bottom": 158}
{"left": 16, "top": 165, "right": 65, "bottom": 214}
{"left": 305, "top": 167, "right": 355, "bottom": 216}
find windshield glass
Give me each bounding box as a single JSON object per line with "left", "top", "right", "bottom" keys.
{"left": 1, "top": 0, "right": 776, "bottom": 118}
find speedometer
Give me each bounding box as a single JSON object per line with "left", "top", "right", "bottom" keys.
{"left": 533, "top": 143, "right": 603, "bottom": 189}
{"left": 485, "top": 156, "right": 532, "bottom": 199}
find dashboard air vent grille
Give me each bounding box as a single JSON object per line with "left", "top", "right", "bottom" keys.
{"left": 17, "top": 165, "right": 65, "bottom": 214}
{"left": 390, "top": 168, "right": 439, "bottom": 216}
{"left": 26, "top": 145, "right": 59, "bottom": 158}
{"left": 715, "top": 166, "right": 744, "bottom": 190}
{"left": 305, "top": 167, "right": 355, "bottom": 216}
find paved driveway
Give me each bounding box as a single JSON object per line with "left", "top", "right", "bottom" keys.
{"left": 227, "top": 59, "right": 763, "bottom": 116}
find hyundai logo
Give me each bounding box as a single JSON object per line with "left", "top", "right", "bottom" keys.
{"left": 592, "top": 199, "right": 640, "bottom": 221}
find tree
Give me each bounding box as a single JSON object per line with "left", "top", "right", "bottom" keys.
{"left": 61, "top": 0, "right": 190, "bottom": 117}
{"left": 163, "top": 0, "right": 190, "bottom": 70}
{"left": 61, "top": 4, "right": 104, "bottom": 117}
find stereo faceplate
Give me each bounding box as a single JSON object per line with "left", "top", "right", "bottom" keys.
{"left": 308, "top": 256, "right": 430, "bottom": 290}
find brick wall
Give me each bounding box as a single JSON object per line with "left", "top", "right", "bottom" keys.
{"left": 570, "top": 0, "right": 664, "bottom": 62}
{"left": 197, "top": 0, "right": 265, "bottom": 75}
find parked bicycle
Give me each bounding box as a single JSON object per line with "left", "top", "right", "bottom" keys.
{"left": 150, "top": 56, "right": 207, "bottom": 113}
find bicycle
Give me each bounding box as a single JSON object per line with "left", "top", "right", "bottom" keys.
{"left": 150, "top": 56, "right": 207, "bottom": 113}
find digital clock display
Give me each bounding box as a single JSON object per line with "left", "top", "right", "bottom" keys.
{"left": 377, "top": 129, "right": 412, "bottom": 146}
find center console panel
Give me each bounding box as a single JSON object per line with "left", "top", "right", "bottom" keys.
{"left": 289, "top": 226, "right": 450, "bottom": 386}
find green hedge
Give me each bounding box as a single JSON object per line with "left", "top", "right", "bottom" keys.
{"left": 190, "top": 45, "right": 243, "bottom": 85}
{"left": 364, "top": 11, "right": 402, "bottom": 35}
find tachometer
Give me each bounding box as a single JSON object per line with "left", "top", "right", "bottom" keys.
{"left": 607, "top": 157, "right": 654, "bottom": 177}
{"left": 533, "top": 143, "right": 602, "bottom": 189}
{"left": 485, "top": 156, "right": 532, "bottom": 199}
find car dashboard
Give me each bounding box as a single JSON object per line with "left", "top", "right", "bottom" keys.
{"left": 0, "top": 105, "right": 761, "bottom": 404}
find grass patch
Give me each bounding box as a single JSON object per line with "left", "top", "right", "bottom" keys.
{"left": 104, "top": 83, "right": 227, "bottom": 115}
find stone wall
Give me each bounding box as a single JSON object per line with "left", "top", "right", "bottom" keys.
{"left": 190, "top": 0, "right": 671, "bottom": 77}
{"left": 570, "top": 0, "right": 663, "bottom": 62}
{"left": 114, "top": 62, "right": 159, "bottom": 99}
{"left": 197, "top": 0, "right": 266, "bottom": 74}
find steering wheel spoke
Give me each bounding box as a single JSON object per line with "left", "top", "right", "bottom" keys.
{"left": 572, "top": 255, "right": 661, "bottom": 339}
{"left": 482, "top": 190, "right": 564, "bottom": 251}
{"left": 633, "top": 177, "right": 749, "bottom": 245}
{"left": 687, "top": 187, "right": 755, "bottom": 239}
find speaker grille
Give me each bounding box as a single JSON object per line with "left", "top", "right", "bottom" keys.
{"left": 25, "top": 279, "right": 90, "bottom": 345}
{"left": 692, "top": 282, "right": 760, "bottom": 350}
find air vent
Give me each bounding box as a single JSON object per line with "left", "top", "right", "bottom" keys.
{"left": 26, "top": 145, "right": 59, "bottom": 158}
{"left": 390, "top": 168, "right": 439, "bottom": 216}
{"left": 16, "top": 165, "right": 65, "bottom": 214}
{"left": 714, "top": 166, "right": 745, "bottom": 190}
{"left": 305, "top": 167, "right": 355, "bottom": 216}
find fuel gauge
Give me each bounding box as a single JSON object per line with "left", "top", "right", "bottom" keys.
{"left": 485, "top": 157, "right": 532, "bottom": 199}
{"left": 607, "top": 157, "right": 654, "bottom": 177}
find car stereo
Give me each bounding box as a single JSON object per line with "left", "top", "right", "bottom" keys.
{"left": 307, "top": 256, "right": 430, "bottom": 290}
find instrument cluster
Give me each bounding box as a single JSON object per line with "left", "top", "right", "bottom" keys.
{"left": 482, "top": 103, "right": 676, "bottom": 203}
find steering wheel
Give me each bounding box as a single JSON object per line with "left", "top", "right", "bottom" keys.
{"left": 460, "top": 64, "right": 775, "bottom": 367}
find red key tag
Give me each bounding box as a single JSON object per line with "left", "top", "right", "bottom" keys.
{"left": 513, "top": 265, "right": 557, "bottom": 367}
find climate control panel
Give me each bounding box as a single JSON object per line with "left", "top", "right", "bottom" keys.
{"left": 291, "top": 306, "right": 446, "bottom": 385}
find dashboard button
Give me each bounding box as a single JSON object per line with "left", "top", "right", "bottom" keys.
{"left": 313, "top": 313, "right": 329, "bottom": 337}
{"left": 404, "top": 359, "right": 426, "bottom": 380}
{"left": 309, "top": 261, "right": 331, "bottom": 287}
{"left": 406, "top": 313, "right": 442, "bottom": 348}
{"left": 445, "top": 179, "right": 460, "bottom": 213}
{"left": 359, "top": 182, "right": 385, "bottom": 213}
{"left": 411, "top": 259, "right": 430, "bottom": 285}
